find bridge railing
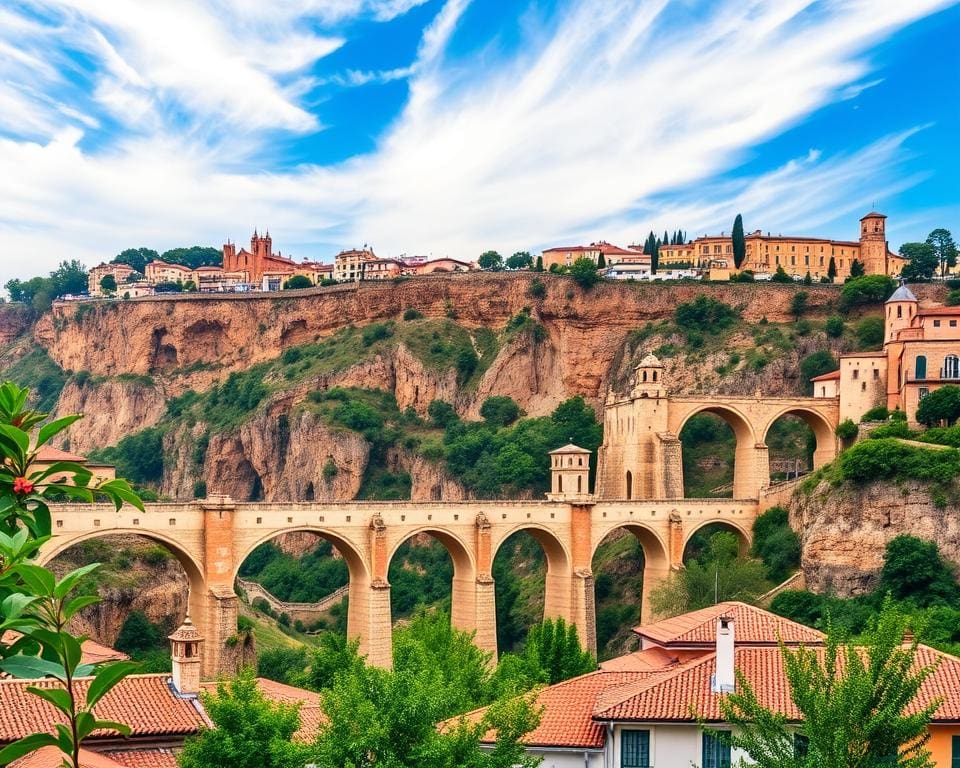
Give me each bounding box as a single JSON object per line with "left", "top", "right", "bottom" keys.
{"left": 235, "top": 578, "right": 348, "bottom": 617}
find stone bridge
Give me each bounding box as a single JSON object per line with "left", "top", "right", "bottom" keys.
{"left": 598, "top": 355, "right": 841, "bottom": 500}
{"left": 39, "top": 495, "right": 757, "bottom": 676}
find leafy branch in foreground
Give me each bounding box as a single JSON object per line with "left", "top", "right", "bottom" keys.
{"left": 0, "top": 381, "right": 143, "bottom": 768}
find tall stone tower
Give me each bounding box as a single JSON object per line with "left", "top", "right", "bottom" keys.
{"left": 884, "top": 283, "right": 918, "bottom": 344}
{"left": 547, "top": 444, "right": 592, "bottom": 501}
{"left": 859, "top": 212, "right": 888, "bottom": 275}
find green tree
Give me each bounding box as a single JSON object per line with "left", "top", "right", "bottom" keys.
{"left": 645, "top": 232, "right": 659, "bottom": 273}
{"left": 480, "top": 396, "right": 522, "bottom": 427}
{"left": 771, "top": 265, "right": 793, "bottom": 283}
{"left": 478, "top": 251, "right": 504, "bottom": 271}
{"left": 849, "top": 259, "right": 866, "bottom": 277}
{"left": 160, "top": 246, "right": 222, "bottom": 269}
{"left": 731, "top": 214, "right": 746, "bottom": 269}
{"left": 716, "top": 602, "right": 939, "bottom": 768}
{"left": 751, "top": 506, "right": 800, "bottom": 583}
{"left": 916, "top": 385, "right": 960, "bottom": 426}
{"left": 899, "top": 242, "right": 938, "bottom": 282}
{"left": 505, "top": 251, "right": 533, "bottom": 270}
{"left": 283, "top": 274, "right": 313, "bottom": 289}
{"left": 99, "top": 274, "right": 117, "bottom": 294}
{"left": 799, "top": 351, "right": 838, "bottom": 393}
{"left": 298, "top": 633, "right": 365, "bottom": 693}
{"left": 0, "top": 382, "right": 143, "bottom": 768}
{"left": 112, "top": 248, "right": 160, "bottom": 273}
{"left": 827, "top": 256, "right": 838, "bottom": 282}
{"left": 790, "top": 291, "right": 808, "bottom": 319}
{"left": 50, "top": 260, "right": 89, "bottom": 297}
{"left": 650, "top": 531, "right": 770, "bottom": 616}
{"left": 114, "top": 610, "right": 163, "bottom": 656}
{"left": 534, "top": 255, "right": 544, "bottom": 271}
{"left": 836, "top": 418, "right": 859, "bottom": 441}
{"left": 926, "top": 228, "right": 958, "bottom": 278}
{"left": 596, "top": 251, "right": 606, "bottom": 269}
{"left": 878, "top": 535, "right": 960, "bottom": 607}
{"left": 428, "top": 399, "right": 459, "bottom": 428}
{"left": 178, "top": 670, "right": 309, "bottom": 768}
{"left": 840, "top": 274, "right": 895, "bottom": 312}
{"left": 855, "top": 316, "right": 884, "bottom": 349}
{"left": 569, "top": 257, "right": 600, "bottom": 289}
{"left": 825, "top": 316, "right": 844, "bottom": 338}
{"left": 674, "top": 294, "right": 740, "bottom": 333}
{"left": 517, "top": 617, "right": 594, "bottom": 685}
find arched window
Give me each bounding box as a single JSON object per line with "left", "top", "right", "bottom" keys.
{"left": 946, "top": 355, "right": 960, "bottom": 379}
{"left": 642, "top": 371, "right": 648, "bottom": 382}
{"left": 897, "top": 305, "right": 902, "bottom": 319}
{"left": 577, "top": 476, "right": 582, "bottom": 493}
{"left": 625, "top": 471, "right": 633, "bottom": 500}
{"left": 558, "top": 475, "right": 563, "bottom": 493}
{"left": 916, "top": 355, "right": 927, "bottom": 380}
{"left": 653, "top": 371, "right": 658, "bottom": 382}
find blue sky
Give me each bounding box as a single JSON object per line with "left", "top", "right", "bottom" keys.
{"left": 0, "top": 0, "right": 958, "bottom": 286}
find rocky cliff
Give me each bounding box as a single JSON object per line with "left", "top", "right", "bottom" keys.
{"left": 790, "top": 479, "right": 960, "bottom": 596}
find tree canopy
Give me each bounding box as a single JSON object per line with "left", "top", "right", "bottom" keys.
{"left": 478, "top": 251, "right": 504, "bottom": 271}
{"left": 569, "top": 257, "right": 600, "bottom": 289}
{"left": 732, "top": 213, "right": 746, "bottom": 269}
{"left": 916, "top": 385, "right": 960, "bottom": 426}
{"left": 840, "top": 275, "right": 895, "bottom": 312}
{"left": 505, "top": 251, "right": 533, "bottom": 270}
{"left": 926, "top": 228, "right": 957, "bottom": 278}
{"left": 899, "top": 241, "right": 938, "bottom": 282}
{"left": 283, "top": 274, "right": 313, "bottom": 290}
{"left": 112, "top": 247, "right": 160, "bottom": 273}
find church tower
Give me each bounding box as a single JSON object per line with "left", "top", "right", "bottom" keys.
{"left": 859, "top": 212, "right": 888, "bottom": 275}
{"left": 884, "top": 283, "right": 918, "bottom": 344}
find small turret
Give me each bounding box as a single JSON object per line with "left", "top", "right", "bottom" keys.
{"left": 546, "top": 443, "right": 592, "bottom": 501}
{"left": 631, "top": 354, "right": 666, "bottom": 398}
{"left": 884, "top": 283, "right": 917, "bottom": 344}
{"left": 169, "top": 616, "right": 203, "bottom": 697}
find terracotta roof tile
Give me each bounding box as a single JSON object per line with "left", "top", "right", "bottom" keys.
{"left": 12, "top": 747, "right": 129, "bottom": 768}
{"left": 469, "top": 671, "right": 652, "bottom": 749}
{"left": 635, "top": 602, "right": 825, "bottom": 648}
{"left": 598, "top": 647, "right": 678, "bottom": 672}
{"left": 594, "top": 645, "right": 960, "bottom": 722}
{"left": 810, "top": 370, "right": 841, "bottom": 382}
{"left": 33, "top": 445, "right": 88, "bottom": 463}
{"left": 103, "top": 750, "right": 178, "bottom": 768}
{"left": 0, "top": 674, "right": 206, "bottom": 743}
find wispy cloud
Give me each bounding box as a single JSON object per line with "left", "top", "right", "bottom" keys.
{"left": 0, "top": 0, "right": 954, "bottom": 288}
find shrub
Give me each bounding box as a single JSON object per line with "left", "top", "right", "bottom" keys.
{"left": 790, "top": 291, "right": 808, "bottom": 318}
{"left": 322, "top": 458, "right": 338, "bottom": 481}
{"left": 838, "top": 438, "right": 960, "bottom": 485}
{"left": 869, "top": 421, "right": 911, "bottom": 439}
{"left": 946, "top": 290, "right": 960, "bottom": 307}
{"left": 751, "top": 506, "right": 800, "bottom": 583}
{"left": 455, "top": 348, "right": 478, "bottom": 383}
{"left": 840, "top": 274, "right": 895, "bottom": 312}
{"left": 283, "top": 274, "right": 313, "bottom": 290}
{"left": 855, "top": 316, "right": 884, "bottom": 349}
{"left": 281, "top": 347, "right": 302, "bottom": 365}
{"left": 480, "top": 396, "right": 522, "bottom": 427}
{"left": 835, "top": 419, "right": 858, "bottom": 441}
{"left": 860, "top": 405, "right": 890, "bottom": 422}
{"left": 402, "top": 307, "right": 424, "bottom": 321}
{"left": 569, "top": 257, "right": 600, "bottom": 289}
{"left": 427, "top": 399, "right": 459, "bottom": 428}
{"left": 825, "top": 316, "right": 844, "bottom": 338}
{"left": 361, "top": 322, "right": 393, "bottom": 347}
{"left": 674, "top": 294, "right": 740, "bottom": 334}
{"left": 192, "top": 480, "right": 207, "bottom": 499}
{"left": 527, "top": 278, "right": 547, "bottom": 299}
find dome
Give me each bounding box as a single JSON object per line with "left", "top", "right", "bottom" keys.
{"left": 636, "top": 354, "right": 663, "bottom": 369}
{"left": 886, "top": 284, "right": 917, "bottom": 303}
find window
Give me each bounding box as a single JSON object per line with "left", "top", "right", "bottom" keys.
{"left": 794, "top": 734, "right": 809, "bottom": 759}
{"left": 873, "top": 369, "right": 880, "bottom": 380}
{"left": 951, "top": 734, "right": 960, "bottom": 768}
{"left": 920, "top": 387, "right": 929, "bottom": 400}
{"left": 852, "top": 369, "right": 859, "bottom": 380}
{"left": 897, "top": 305, "right": 902, "bottom": 319}
{"left": 935, "top": 320, "right": 942, "bottom": 328}
{"left": 625, "top": 471, "right": 633, "bottom": 501}
{"left": 702, "top": 731, "right": 731, "bottom": 768}
{"left": 621, "top": 730, "right": 650, "bottom": 768}
{"left": 916, "top": 356, "right": 927, "bottom": 379}
{"left": 946, "top": 355, "right": 960, "bottom": 379}
{"left": 952, "top": 320, "right": 958, "bottom": 328}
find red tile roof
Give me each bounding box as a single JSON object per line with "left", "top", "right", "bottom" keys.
{"left": 598, "top": 646, "right": 679, "bottom": 672}
{"left": 919, "top": 307, "right": 960, "bottom": 316}
{"left": 635, "top": 602, "right": 825, "bottom": 648}
{"left": 12, "top": 747, "right": 129, "bottom": 768}
{"left": 593, "top": 644, "right": 960, "bottom": 723}
{"left": 0, "top": 675, "right": 207, "bottom": 743}
{"left": 468, "top": 671, "right": 652, "bottom": 749}
{"left": 810, "top": 370, "right": 841, "bottom": 382}
{"left": 33, "top": 445, "right": 89, "bottom": 463}
{"left": 104, "top": 750, "right": 178, "bottom": 768}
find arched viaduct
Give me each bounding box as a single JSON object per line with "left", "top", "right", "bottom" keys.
{"left": 39, "top": 496, "right": 756, "bottom": 676}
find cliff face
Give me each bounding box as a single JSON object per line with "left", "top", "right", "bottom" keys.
{"left": 0, "top": 305, "right": 33, "bottom": 345}
{"left": 790, "top": 480, "right": 960, "bottom": 596}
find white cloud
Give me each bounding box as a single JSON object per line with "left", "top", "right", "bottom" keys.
{"left": 0, "top": 0, "right": 954, "bottom": 290}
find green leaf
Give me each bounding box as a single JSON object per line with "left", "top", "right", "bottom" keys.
{"left": 0, "top": 654, "right": 66, "bottom": 680}
{"left": 13, "top": 564, "right": 56, "bottom": 596}
{"left": 0, "top": 731, "right": 60, "bottom": 765}
{"left": 30, "top": 461, "right": 92, "bottom": 484}
{"left": 63, "top": 594, "right": 101, "bottom": 621}
{"left": 0, "top": 592, "right": 39, "bottom": 620}
{"left": 95, "top": 479, "right": 145, "bottom": 512}
{"left": 0, "top": 424, "right": 30, "bottom": 459}
{"left": 36, "top": 415, "right": 83, "bottom": 449}
{"left": 53, "top": 562, "right": 101, "bottom": 600}
{"left": 74, "top": 711, "right": 96, "bottom": 741}
{"left": 60, "top": 634, "right": 83, "bottom": 673}
{"left": 26, "top": 685, "right": 72, "bottom": 716}
{"left": 86, "top": 661, "right": 139, "bottom": 708}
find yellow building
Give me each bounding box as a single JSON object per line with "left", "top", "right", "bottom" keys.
{"left": 815, "top": 284, "right": 960, "bottom": 424}
{"left": 87, "top": 262, "right": 138, "bottom": 296}
{"left": 664, "top": 212, "right": 906, "bottom": 281}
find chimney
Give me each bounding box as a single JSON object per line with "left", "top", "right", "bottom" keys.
{"left": 712, "top": 615, "right": 735, "bottom": 693}
{"left": 169, "top": 616, "right": 204, "bottom": 697}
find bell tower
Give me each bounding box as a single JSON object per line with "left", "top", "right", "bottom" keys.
{"left": 884, "top": 283, "right": 918, "bottom": 344}
{"left": 169, "top": 616, "right": 204, "bottom": 696}
{"left": 547, "top": 444, "right": 592, "bottom": 501}
{"left": 859, "top": 212, "right": 888, "bottom": 275}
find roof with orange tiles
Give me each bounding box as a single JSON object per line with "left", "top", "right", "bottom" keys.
{"left": 468, "top": 670, "right": 652, "bottom": 749}
{"left": 810, "top": 369, "right": 841, "bottom": 382}
{"left": 103, "top": 750, "right": 178, "bottom": 768}
{"left": 918, "top": 306, "right": 960, "bottom": 316}
{"left": 598, "top": 646, "right": 679, "bottom": 672}
{"left": 0, "top": 633, "right": 129, "bottom": 666}
{"left": 634, "top": 602, "right": 825, "bottom": 648}
{"left": 541, "top": 245, "right": 599, "bottom": 253}
{"left": 0, "top": 675, "right": 207, "bottom": 743}
{"left": 593, "top": 644, "right": 960, "bottom": 723}
{"left": 12, "top": 746, "right": 130, "bottom": 768}
{"left": 32, "top": 445, "right": 89, "bottom": 463}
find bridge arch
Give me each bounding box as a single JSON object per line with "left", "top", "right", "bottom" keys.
{"left": 591, "top": 521, "right": 670, "bottom": 627}
{"left": 233, "top": 527, "right": 371, "bottom": 646}
{"left": 386, "top": 527, "right": 476, "bottom": 640}
{"left": 761, "top": 405, "right": 837, "bottom": 474}
{"left": 676, "top": 404, "right": 760, "bottom": 499}
{"left": 681, "top": 518, "right": 751, "bottom": 559}
{"left": 38, "top": 529, "right": 207, "bottom": 646}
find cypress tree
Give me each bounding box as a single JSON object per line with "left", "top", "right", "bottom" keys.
{"left": 827, "top": 256, "right": 837, "bottom": 282}
{"left": 597, "top": 252, "right": 606, "bottom": 268}
{"left": 535, "top": 255, "right": 544, "bottom": 272}
{"left": 732, "top": 213, "right": 746, "bottom": 269}
{"left": 663, "top": 230, "right": 670, "bottom": 247}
